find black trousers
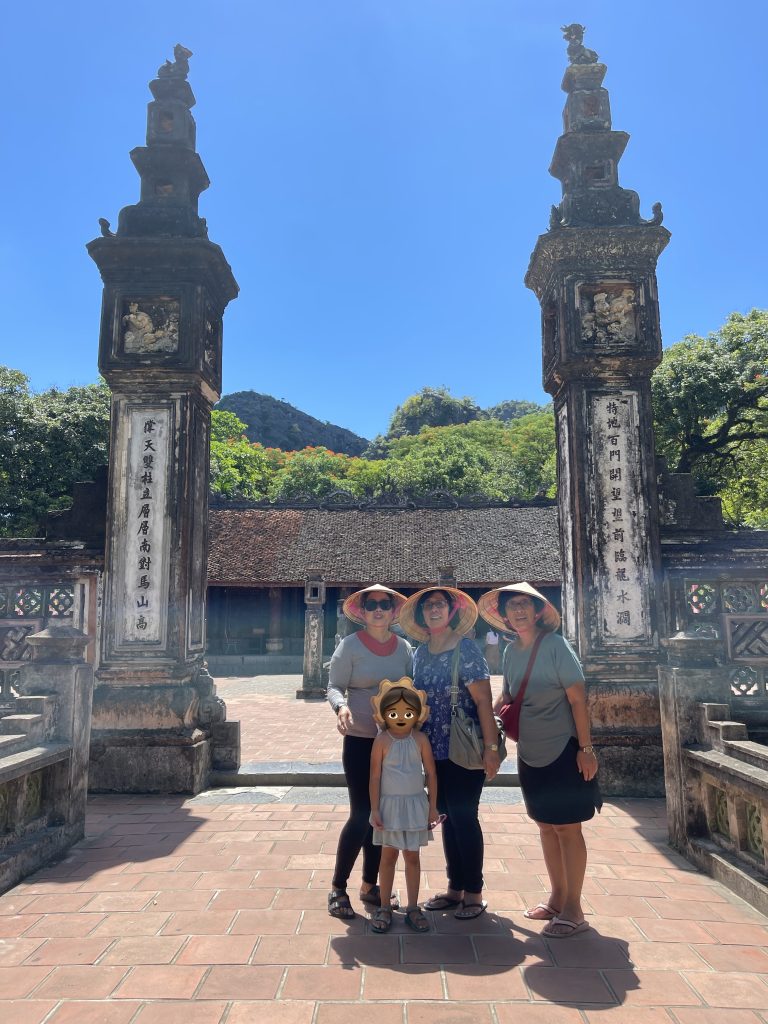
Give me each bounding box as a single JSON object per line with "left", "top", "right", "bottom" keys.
{"left": 331, "top": 735, "right": 380, "bottom": 891}
{"left": 435, "top": 758, "right": 486, "bottom": 894}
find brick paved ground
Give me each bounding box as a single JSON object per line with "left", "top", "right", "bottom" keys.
{"left": 3, "top": 675, "right": 768, "bottom": 1021}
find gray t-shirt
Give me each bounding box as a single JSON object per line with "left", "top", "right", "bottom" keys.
{"left": 502, "top": 632, "right": 585, "bottom": 768}
{"left": 327, "top": 633, "right": 414, "bottom": 739}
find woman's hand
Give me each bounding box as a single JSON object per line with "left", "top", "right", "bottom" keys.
{"left": 576, "top": 748, "right": 598, "bottom": 781}
{"left": 371, "top": 809, "right": 384, "bottom": 830}
{"left": 336, "top": 707, "right": 353, "bottom": 735}
{"left": 483, "top": 747, "right": 501, "bottom": 781}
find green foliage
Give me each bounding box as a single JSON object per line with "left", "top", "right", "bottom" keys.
{"left": 651, "top": 309, "right": 768, "bottom": 525}
{"left": 386, "top": 386, "right": 481, "bottom": 439}
{"left": 0, "top": 367, "right": 110, "bottom": 537}
{"left": 209, "top": 410, "right": 273, "bottom": 500}
{"left": 483, "top": 398, "right": 548, "bottom": 422}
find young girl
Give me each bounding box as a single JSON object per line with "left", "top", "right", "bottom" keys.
{"left": 369, "top": 678, "right": 439, "bottom": 933}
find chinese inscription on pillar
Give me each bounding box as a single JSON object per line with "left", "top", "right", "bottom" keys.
{"left": 589, "top": 392, "right": 652, "bottom": 644}
{"left": 119, "top": 407, "right": 171, "bottom": 645}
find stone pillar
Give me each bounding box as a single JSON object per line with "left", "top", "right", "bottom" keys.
{"left": 658, "top": 633, "right": 730, "bottom": 850}
{"left": 525, "top": 29, "right": 670, "bottom": 794}
{"left": 87, "top": 47, "right": 239, "bottom": 793}
{"left": 266, "top": 587, "right": 284, "bottom": 653}
{"left": 298, "top": 571, "right": 326, "bottom": 699}
{"left": 335, "top": 588, "right": 354, "bottom": 647}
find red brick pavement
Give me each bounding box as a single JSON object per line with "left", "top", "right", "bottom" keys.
{"left": 3, "top": 791, "right": 768, "bottom": 1021}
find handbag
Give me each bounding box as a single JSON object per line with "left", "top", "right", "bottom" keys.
{"left": 448, "top": 641, "right": 507, "bottom": 771}
{"left": 498, "top": 632, "right": 544, "bottom": 742}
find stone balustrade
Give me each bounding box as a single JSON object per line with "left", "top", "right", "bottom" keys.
{"left": 0, "top": 623, "right": 93, "bottom": 894}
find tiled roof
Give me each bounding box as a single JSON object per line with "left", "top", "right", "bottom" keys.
{"left": 208, "top": 505, "right": 561, "bottom": 587}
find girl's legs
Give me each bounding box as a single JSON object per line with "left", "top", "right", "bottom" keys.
{"left": 402, "top": 849, "right": 421, "bottom": 909}
{"left": 331, "top": 736, "right": 380, "bottom": 895}
{"left": 377, "top": 845, "right": 399, "bottom": 911}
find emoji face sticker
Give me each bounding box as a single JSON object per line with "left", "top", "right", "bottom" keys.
{"left": 371, "top": 677, "right": 429, "bottom": 729}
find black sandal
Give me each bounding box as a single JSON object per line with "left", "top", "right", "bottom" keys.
{"left": 360, "top": 885, "right": 399, "bottom": 909}
{"left": 404, "top": 907, "right": 430, "bottom": 932}
{"left": 370, "top": 907, "right": 392, "bottom": 933}
{"left": 328, "top": 890, "right": 355, "bottom": 920}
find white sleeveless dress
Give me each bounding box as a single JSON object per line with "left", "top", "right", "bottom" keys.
{"left": 371, "top": 733, "right": 431, "bottom": 851}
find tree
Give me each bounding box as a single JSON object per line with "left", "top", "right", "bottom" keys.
{"left": 483, "top": 398, "right": 548, "bottom": 422}
{"left": 651, "top": 310, "right": 768, "bottom": 486}
{"left": 209, "top": 410, "right": 274, "bottom": 500}
{"left": 0, "top": 367, "right": 111, "bottom": 537}
{"left": 386, "top": 386, "right": 481, "bottom": 439}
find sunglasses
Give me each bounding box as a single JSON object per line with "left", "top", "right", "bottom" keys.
{"left": 363, "top": 599, "right": 394, "bottom": 612}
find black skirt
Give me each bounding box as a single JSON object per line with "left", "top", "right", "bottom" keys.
{"left": 518, "top": 737, "right": 602, "bottom": 825}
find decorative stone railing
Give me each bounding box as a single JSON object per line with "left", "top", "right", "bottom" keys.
{"left": 0, "top": 624, "right": 93, "bottom": 894}
{"left": 659, "top": 633, "right": 768, "bottom": 914}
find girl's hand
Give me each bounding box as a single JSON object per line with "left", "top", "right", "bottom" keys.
{"left": 577, "top": 748, "right": 598, "bottom": 781}
{"left": 371, "top": 809, "right": 384, "bottom": 830}
{"left": 336, "top": 707, "right": 353, "bottom": 735}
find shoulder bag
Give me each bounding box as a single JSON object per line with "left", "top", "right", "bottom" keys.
{"left": 448, "top": 640, "right": 507, "bottom": 771}
{"left": 498, "top": 632, "right": 544, "bottom": 742}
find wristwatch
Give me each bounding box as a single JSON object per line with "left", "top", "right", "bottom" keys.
{"left": 580, "top": 745, "right": 595, "bottom": 754}
{"left": 485, "top": 743, "right": 499, "bottom": 751}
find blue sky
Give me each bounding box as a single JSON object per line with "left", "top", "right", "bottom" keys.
{"left": 2, "top": 2, "right": 765, "bottom": 440}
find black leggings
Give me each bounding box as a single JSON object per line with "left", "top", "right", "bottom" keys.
{"left": 331, "top": 735, "right": 380, "bottom": 891}
{"left": 436, "top": 758, "right": 485, "bottom": 894}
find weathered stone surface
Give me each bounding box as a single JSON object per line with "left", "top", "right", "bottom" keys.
{"left": 87, "top": 47, "right": 239, "bottom": 793}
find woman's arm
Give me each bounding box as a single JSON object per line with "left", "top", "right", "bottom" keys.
{"left": 369, "top": 735, "right": 385, "bottom": 829}
{"left": 565, "top": 681, "right": 598, "bottom": 781}
{"left": 467, "top": 679, "right": 501, "bottom": 781}
{"left": 417, "top": 732, "right": 438, "bottom": 823}
{"left": 327, "top": 639, "right": 354, "bottom": 734}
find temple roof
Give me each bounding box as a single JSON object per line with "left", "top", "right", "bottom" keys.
{"left": 207, "top": 505, "right": 562, "bottom": 587}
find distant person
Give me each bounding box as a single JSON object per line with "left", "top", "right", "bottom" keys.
{"left": 484, "top": 628, "right": 500, "bottom": 673}
{"left": 326, "top": 585, "right": 413, "bottom": 919}
{"left": 479, "top": 582, "right": 600, "bottom": 938}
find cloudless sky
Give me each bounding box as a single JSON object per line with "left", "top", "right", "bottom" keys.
{"left": 2, "top": 2, "right": 765, "bottom": 440}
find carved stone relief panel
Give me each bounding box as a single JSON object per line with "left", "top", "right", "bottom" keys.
{"left": 121, "top": 297, "right": 180, "bottom": 354}
{"left": 577, "top": 281, "right": 637, "bottom": 347}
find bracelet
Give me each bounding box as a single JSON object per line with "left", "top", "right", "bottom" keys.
{"left": 335, "top": 704, "right": 347, "bottom": 715}
{"left": 580, "top": 745, "right": 596, "bottom": 754}
{"left": 484, "top": 743, "right": 499, "bottom": 752}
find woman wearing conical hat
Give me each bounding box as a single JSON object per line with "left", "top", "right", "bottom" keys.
{"left": 479, "top": 582, "right": 601, "bottom": 939}
{"left": 326, "top": 584, "right": 413, "bottom": 920}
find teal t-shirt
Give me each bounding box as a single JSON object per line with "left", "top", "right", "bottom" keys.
{"left": 502, "top": 632, "right": 585, "bottom": 768}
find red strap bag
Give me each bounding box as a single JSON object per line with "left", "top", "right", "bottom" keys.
{"left": 498, "top": 633, "right": 544, "bottom": 742}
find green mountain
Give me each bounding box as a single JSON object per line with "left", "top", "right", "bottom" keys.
{"left": 216, "top": 391, "right": 369, "bottom": 455}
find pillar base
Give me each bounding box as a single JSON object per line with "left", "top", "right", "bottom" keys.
{"left": 89, "top": 729, "right": 212, "bottom": 794}
{"left": 593, "top": 736, "right": 665, "bottom": 797}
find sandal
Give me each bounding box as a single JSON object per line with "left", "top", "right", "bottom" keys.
{"left": 370, "top": 907, "right": 392, "bottom": 934}
{"left": 327, "top": 890, "right": 355, "bottom": 920}
{"left": 454, "top": 900, "right": 488, "bottom": 920}
{"left": 543, "top": 916, "right": 590, "bottom": 938}
{"left": 359, "top": 885, "right": 400, "bottom": 909}
{"left": 404, "top": 907, "right": 429, "bottom": 932}
{"left": 524, "top": 902, "right": 559, "bottom": 921}
{"left": 424, "top": 893, "right": 463, "bottom": 911}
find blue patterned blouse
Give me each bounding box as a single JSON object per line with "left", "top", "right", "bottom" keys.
{"left": 413, "top": 637, "right": 490, "bottom": 761}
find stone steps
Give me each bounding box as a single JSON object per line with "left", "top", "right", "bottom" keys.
{"left": 0, "top": 713, "right": 46, "bottom": 743}
{"left": 0, "top": 733, "right": 30, "bottom": 758}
